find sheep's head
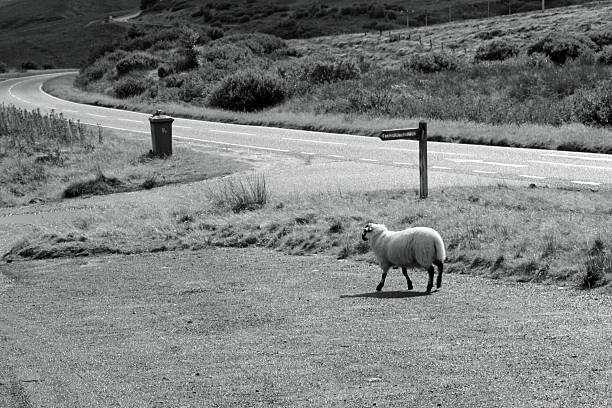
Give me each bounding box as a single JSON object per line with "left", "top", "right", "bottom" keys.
{"left": 361, "top": 223, "right": 386, "bottom": 241}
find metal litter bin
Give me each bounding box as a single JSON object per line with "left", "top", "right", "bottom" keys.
{"left": 148, "top": 110, "right": 174, "bottom": 156}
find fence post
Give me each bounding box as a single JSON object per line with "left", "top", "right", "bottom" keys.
{"left": 419, "top": 121, "right": 428, "bottom": 199}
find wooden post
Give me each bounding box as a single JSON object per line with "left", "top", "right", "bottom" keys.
{"left": 378, "top": 122, "right": 428, "bottom": 199}
{"left": 418, "top": 121, "right": 428, "bottom": 199}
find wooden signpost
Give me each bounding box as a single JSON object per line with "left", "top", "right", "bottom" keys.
{"left": 378, "top": 121, "right": 428, "bottom": 199}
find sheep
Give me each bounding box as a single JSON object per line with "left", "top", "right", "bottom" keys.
{"left": 361, "top": 223, "right": 446, "bottom": 293}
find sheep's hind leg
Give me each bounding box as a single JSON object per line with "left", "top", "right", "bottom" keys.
{"left": 426, "top": 265, "right": 435, "bottom": 292}
{"left": 401, "top": 267, "right": 413, "bottom": 290}
{"left": 434, "top": 260, "right": 443, "bottom": 289}
{"left": 376, "top": 272, "right": 387, "bottom": 292}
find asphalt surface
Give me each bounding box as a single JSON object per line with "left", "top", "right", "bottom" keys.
{"left": 1, "top": 72, "right": 610, "bottom": 190}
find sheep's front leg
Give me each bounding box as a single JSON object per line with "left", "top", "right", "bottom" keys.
{"left": 376, "top": 264, "right": 390, "bottom": 292}
{"left": 426, "top": 265, "right": 435, "bottom": 292}
{"left": 401, "top": 267, "right": 413, "bottom": 290}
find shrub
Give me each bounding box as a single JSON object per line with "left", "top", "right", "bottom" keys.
{"left": 570, "top": 80, "right": 612, "bottom": 126}
{"left": 178, "top": 74, "right": 207, "bottom": 102}
{"left": 474, "top": 40, "right": 519, "bottom": 62}
{"left": 597, "top": 45, "right": 612, "bottom": 64}
{"left": 588, "top": 30, "right": 612, "bottom": 48}
{"left": 527, "top": 33, "right": 596, "bottom": 64}
{"left": 0, "top": 61, "right": 7, "bottom": 73}
{"left": 174, "top": 47, "right": 200, "bottom": 72}
{"left": 157, "top": 64, "right": 174, "bottom": 78}
{"left": 207, "top": 69, "right": 286, "bottom": 111}
{"left": 115, "top": 52, "right": 158, "bottom": 75}
{"left": 405, "top": 52, "right": 459, "bottom": 73}
{"left": 21, "top": 61, "right": 39, "bottom": 70}
{"left": 140, "top": 0, "right": 156, "bottom": 10}
{"left": 76, "top": 59, "right": 113, "bottom": 87}
{"left": 216, "top": 33, "right": 287, "bottom": 55}
{"left": 292, "top": 58, "right": 360, "bottom": 84}
{"left": 113, "top": 76, "right": 150, "bottom": 98}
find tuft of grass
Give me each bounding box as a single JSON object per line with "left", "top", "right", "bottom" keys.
{"left": 582, "top": 238, "right": 611, "bottom": 289}
{"left": 62, "top": 173, "right": 124, "bottom": 199}
{"left": 208, "top": 174, "right": 269, "bottom": 213}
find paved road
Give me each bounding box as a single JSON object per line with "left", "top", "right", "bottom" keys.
{"left": 1, "top": 72, "right": 610, "bottom": 189}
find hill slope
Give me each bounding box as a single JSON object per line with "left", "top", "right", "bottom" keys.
{"left": 0, "top": 0, "right": 138, "bottom": 68}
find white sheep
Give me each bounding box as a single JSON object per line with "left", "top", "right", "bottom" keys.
{"left": 361, "top": 223, "right": 446, "bottom": 293}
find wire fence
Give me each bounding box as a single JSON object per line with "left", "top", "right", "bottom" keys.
{"left": 395, "top": 0, "right": 598, "bottom": 28}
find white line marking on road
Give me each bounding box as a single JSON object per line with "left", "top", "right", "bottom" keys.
{"left": 393, "top": 162, "right": 413, "bottom": 165}
{"left": 328, "top": 154, "right": 345, "bottom": 159}
{"left": 571, "top": 180, "right": 601, "bottom": 186}
{"left": 210, "top": 129, "right": 256, "bottom": 136}
{"left": 473, "top": 170, "right": 497, "bottom": 174}
{"left": 301, "top": 152, "right": 316, "bottom": 155}
{"left": 378, "top": 146, "right": 471, "bottom": 156}
{"left": 447, "top": 159, "right": 483, "bottom": 163}
{"left": 432, "top": 166, "right": 452, "bottom": 170}
{"left": 541, "top": 153, "right": 612, "bottom": 162}
{"left": 446, "top": 158, "right": 526, "bottom": 167}
{"left": 174, "top": 136, "right": 290, "bottom": 153}
{"left": 519, "top": 175, "right": 546, "bottom": 180}
{"left": 530, "top": 160, "right": 612, "bottom": 171}
{"left": 282, "top": 137, "right": 347, "bottom": 145}
{"left": 117, "top": 118, "right": 141, "bottom": 123}
{"left": 62, "top": 109, "right": 78, "bottom": 113}
{"left": 360, "top": 158, "right": 379, "bottom": 162}
{"left": 174, "top": 125, "right": 192, "bottom": 129}
{"left": 482, "top": 161, "right": 527, "bottom": 168}
{"left": 88, "top": 113, "right": 106, "bottom": 118}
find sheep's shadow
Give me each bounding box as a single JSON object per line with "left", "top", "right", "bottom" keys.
{"left": 340, "top": 290, "right": 431, "bottom": 299}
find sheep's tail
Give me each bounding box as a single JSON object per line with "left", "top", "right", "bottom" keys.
{"left": 433, "top": 232, "right": 446, "bottom": 289}
{"left": 433, "top": 231, "right": 446, "bottom": 264}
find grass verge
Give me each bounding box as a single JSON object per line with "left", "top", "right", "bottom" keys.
{"left": 4, "top": 178, "right": 611, "bottom": 290}
{"left": 44, "top": 73, "right": 612, "bottom": 154}
{"left": 0, "top": 105, "right": 251, "bottom": 206}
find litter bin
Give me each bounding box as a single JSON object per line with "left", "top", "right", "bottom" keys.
{"left": 149, "top": 110, "right": 174, "bottom": 156}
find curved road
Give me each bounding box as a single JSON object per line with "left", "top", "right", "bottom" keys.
{"left": 1, "top": 72, "right": 610, "bottom": 190}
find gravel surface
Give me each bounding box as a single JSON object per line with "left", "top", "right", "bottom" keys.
{"left": 1, "top": 248, "right": 610, "bottom": 407}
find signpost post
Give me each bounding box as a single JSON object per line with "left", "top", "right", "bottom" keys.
{"left": 378, "top": 121, "right": 428, "bottom": 199}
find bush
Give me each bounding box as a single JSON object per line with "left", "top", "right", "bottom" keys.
{"left": 76, "top": 59, "right": 113, "bottom": 87}
{"left": 178, "top": 73, "right": 207, "bottom": 102}
{"left": 174, "top": 47, "right": 200, "bottom": 72}
{"left": 0, "top": 61, "right": 7, "bottom": 73}
{"left": 570, "top": 80, "right": 612, "bottom": 126}
{"left": 527, "top": 33, "right": 596, "bottom": 64}
{"left": 216, "top": 33, "right": 287, "bottom": 55}
{"left": 405, "top": 52, "right": 459, "bottom": 73}
{"left": 293, "top": 58, "right": 360, "bottom": 84}
{"left": 157, "top": 64, "right": 174, "bottom": 78}
{"left": 474, "top": 40, "right": 519, "bottom": 62}
{"left": 113, "top": 76, "right": 150, "bottom": 98}
{"left": 588, "top": 30, "right": 612, "bottom": 48}
{"left": 207, "top": 69, "right": 286, "bottom": 111}
{"left": 115, "top": 52, "right": 158, "bottom": 75}
{"left": 597, "top": 45, "right": 612, "bottom": 64}
{"left": 21, "top": 61, "right": 40, "bottom": 70}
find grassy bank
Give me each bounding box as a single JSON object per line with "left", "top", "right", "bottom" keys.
{"left": 45, "top": 73, "right": 612, "bottom": 154}
{"left": 0, "top": 105, "right": 250, "bottom": 207}
{"left": 4, "top": 176, "right": 611, "bottom": 290}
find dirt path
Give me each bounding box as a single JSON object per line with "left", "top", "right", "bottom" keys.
{"left": 1, "top": 249, "right": 610, "bottom": 407}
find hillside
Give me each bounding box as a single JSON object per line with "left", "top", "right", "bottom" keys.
{"left": 136, "top": 0, "right": 597, "bottom": 38}
{"left": 0, "top": 0, "right": 601, "bottom": 68}
{"left": 0, "top": 0, "right": 138, "bottom": 68}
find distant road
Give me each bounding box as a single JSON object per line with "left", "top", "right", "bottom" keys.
{"left": 1, "top": 72, "right": 610, "bottom": 190}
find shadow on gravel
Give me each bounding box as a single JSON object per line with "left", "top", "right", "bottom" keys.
{"left": 340, "top": 290, "right": 431, "bottom": 299}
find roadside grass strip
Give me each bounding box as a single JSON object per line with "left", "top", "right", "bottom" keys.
{"left": 4, "top": 182, "right": 611, "bottom": 290}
